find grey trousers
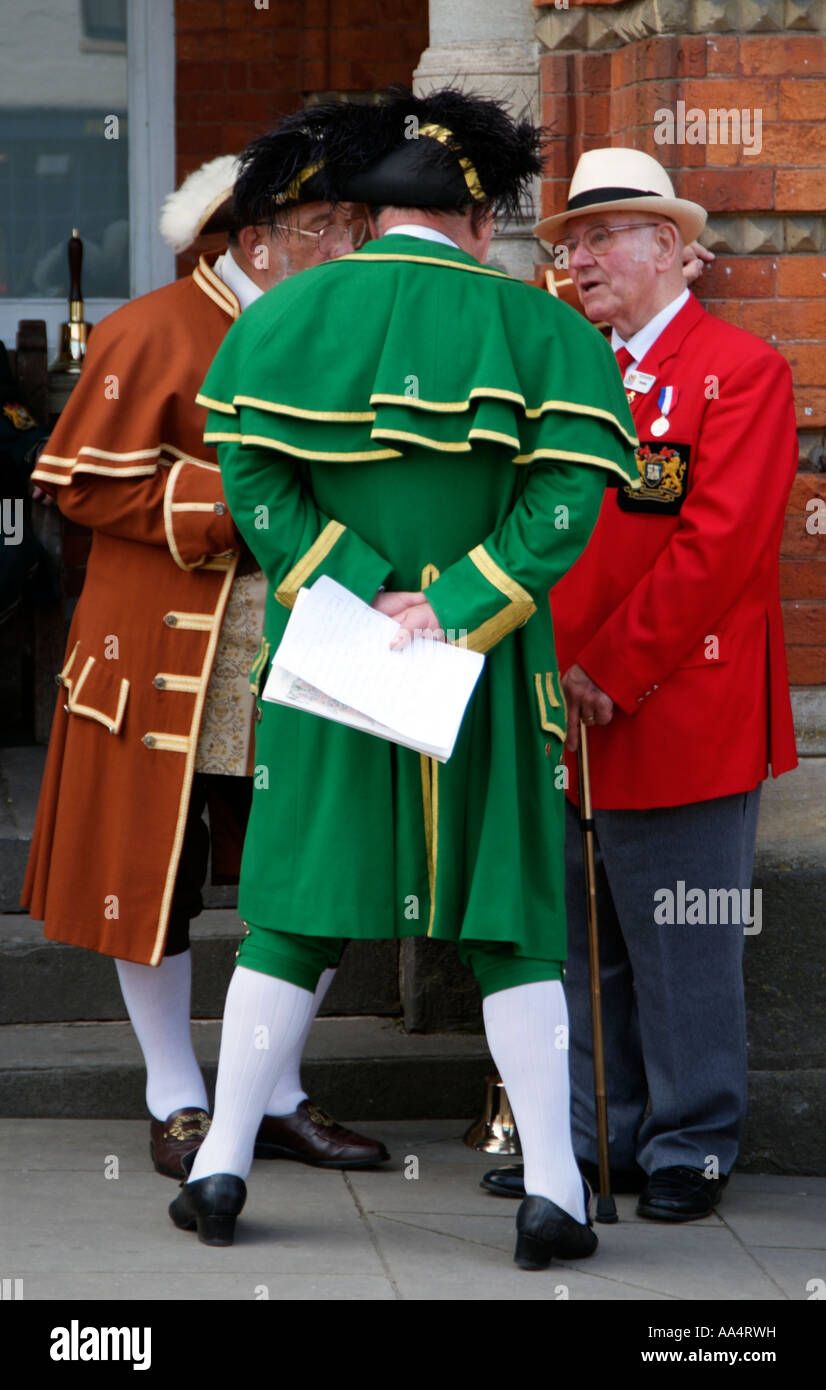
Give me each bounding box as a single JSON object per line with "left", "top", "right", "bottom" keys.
{"left": 564, "top": 787, "right": 762, "bottom": 1176}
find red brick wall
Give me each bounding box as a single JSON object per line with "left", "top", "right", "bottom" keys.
{"left": 539, "top": 26, "right": 826, "bottom": 686}
{"left": 175, "top": 0, "right": 428, "bottom": 180}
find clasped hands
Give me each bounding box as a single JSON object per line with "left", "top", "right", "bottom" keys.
{"left": 371, "top": 595, "right": 615, "bottom": 752}
{"left": 371, "top": 590, "right": 444, "bottom": 650}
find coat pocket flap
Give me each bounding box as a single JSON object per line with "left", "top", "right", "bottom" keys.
{"left": 58, "top": 641, "right": 130, "bottom": 735}
{"left": 534, "top": 670, "right": 566, "bottom": 741}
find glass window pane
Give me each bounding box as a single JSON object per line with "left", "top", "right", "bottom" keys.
{"left": 0, "top": 0, "right": 129, "bottom": 300}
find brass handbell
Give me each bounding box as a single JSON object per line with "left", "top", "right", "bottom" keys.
{"left": 464, "top": 1073, "right": 522, "bottom": 1154}
{"left": 50, "top": 229, "right": 90, "bottom": 374}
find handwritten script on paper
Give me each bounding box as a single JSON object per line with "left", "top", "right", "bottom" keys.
{"left": 262, "top": 576, "right": 485, "bottom": 761}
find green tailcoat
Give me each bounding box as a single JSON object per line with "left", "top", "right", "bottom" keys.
{"left": 199, "top": 236, "right": 636, "bottom": 962}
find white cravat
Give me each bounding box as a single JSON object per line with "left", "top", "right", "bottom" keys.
{"left": 213, "top": 249, "right": 264, "bottom": 312}
{"left": 611, "top": 287, "right": 690, "bottom": 367}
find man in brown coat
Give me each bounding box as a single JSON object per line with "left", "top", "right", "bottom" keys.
{"left": 23, "top": 118, "right": 388, "bottom": 1178}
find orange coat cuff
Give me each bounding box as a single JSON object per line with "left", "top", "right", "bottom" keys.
{"left": 163, "top": 458, "right": 238, "bottom": 570}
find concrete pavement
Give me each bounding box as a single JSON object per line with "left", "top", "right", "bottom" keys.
{"left": 1, "top": 1118, "right": 823, "bottom": 1301}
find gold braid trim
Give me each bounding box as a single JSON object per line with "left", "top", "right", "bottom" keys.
{"left": 418, "top": 123, "right": 485, "bottom": 203}
{"left": 275, "top": 520, "right": 346, "bottom": 609}
{"left": 420, "top": 563, "right": 441, "bottom": 937}
{"left": 275, "top": 158, "right": 324, "bottom": 205}
{"left": 461, "top": 545, "right": 536, "bottom": 654}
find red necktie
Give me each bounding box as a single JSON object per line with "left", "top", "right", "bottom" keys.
{"left": 615, "top": 345, "right": 634, "bottom": 377}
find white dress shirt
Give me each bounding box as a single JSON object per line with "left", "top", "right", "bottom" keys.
{"left": 611, "top": 287, "right": 690, "bottom": 366}
{"left": 382, "top": 224, "right": 460, "bottom": 249}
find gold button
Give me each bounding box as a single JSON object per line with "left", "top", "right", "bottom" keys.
{"left": 142, "top": 734, "right": 156, "bottom": 748}
{"left": 544, "top": 742, "right": 552, "bottom": 756}
{"left": 214, "top": 501, "right": 227, "bottom": 516}
{"left": 153, "top": 675, "right": 166, "bottom": 689}
{"left": 163, "top": 613, "right": 177, "bottom": 627}
{"left": 254, "top": 705, "right": 262, "bottom": 722}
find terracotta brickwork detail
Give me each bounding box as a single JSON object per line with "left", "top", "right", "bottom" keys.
{"left": 538, "top": 5, "right": 826, "bottom": 683}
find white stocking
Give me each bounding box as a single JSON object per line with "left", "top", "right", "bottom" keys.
{"left": 189, "top": 966, "right": 316, "bottom": 1181}
{"left": 263, "top": 967, "right": 336, "bottom": 1116}
{"left": 115, "top": 951, "right": 208, "bottom": 1121}
{"left": 483, "top": 980, "right": 585, "bottom": 1222}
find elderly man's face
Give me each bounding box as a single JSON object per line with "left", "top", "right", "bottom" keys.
{"left": 244, "top": 202, "right": 368, "bottom": 288}
{"left": 563, "top": 212, "right": 667, "bottom": 329}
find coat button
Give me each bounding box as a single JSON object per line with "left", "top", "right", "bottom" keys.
{"left": 254, "top": 705, "right": 262, "bottom": 722}
{"left": 544, "top": 741, "right": 552, "bottom": 756}
{"left": 153, "top": 675, "right": 166, "bottom": 689}
{"left": 55, "top": 674, "right": 63, "bottom": 687}
{"left": 142, "top": 734, "right": 156, "bottom": 748}
{"left": 163, "top": 613, "right": 177, "bottom": 627}
{"left": 214, "top": 501, "right": 227, "bottom": 516}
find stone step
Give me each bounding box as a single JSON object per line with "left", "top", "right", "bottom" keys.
{"left": 3, "top": 893, "right": 823, "bottom": 1072}
{"left": 0, "top": 911, "right": 401, "bottom": 1023}
{"left": 0, "top": 1017, "right": 822, "bottom": 1172}
{"left": 0, "top": 1017, "right": 491, "bottom": 1123}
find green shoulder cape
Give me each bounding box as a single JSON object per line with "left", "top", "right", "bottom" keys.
{"left": 198, "top": 235, "right": 637, "bottom": 486}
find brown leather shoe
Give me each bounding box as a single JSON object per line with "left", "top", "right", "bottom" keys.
{"left": 254, "top": 1100, "right": 389, "bottom": 1169}
{"left": 150, "top": 1107, "right": 211, "bottom": 1180}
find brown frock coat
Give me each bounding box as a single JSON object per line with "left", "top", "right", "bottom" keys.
{"left": 22, "top": 256, "right": 245, "bottom": 965}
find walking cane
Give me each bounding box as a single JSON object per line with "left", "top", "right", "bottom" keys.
{"left": 577, "top": 720, "right": 618, "bottom": 1224}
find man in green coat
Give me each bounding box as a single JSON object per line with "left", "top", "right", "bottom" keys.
{"left": 170, "top": 89, "right": 638, "bottom": 1268}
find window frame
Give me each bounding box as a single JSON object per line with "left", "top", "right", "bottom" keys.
{"left": 0, "top": 0, "right": 175, "bottom": 358}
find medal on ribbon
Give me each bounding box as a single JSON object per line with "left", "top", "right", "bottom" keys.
{"left": 650, "top": 385, "right": 678, "bottom": 437}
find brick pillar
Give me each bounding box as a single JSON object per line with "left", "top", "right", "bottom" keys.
{"left": 535, "top": 0, "right": 826, "bottom": 694}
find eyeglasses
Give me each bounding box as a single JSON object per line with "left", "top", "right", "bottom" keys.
{"left": 555, "top": 223, "right": 667, "bottom": 258}
{"left": 272, "top": 219, "right": 368, "bottom": 255}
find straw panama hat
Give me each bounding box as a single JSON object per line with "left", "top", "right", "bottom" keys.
{"left": 534, "top": 147, "right": 707, "bottom": 246}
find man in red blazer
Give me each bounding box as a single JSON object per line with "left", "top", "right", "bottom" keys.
{"left": 485, "top": 148, "right": 798, "bottom": 1221}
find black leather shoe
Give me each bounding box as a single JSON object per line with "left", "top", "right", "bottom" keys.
{"left": 480, "top": 1163, "right": 526, "bottom": 1197}
{"left": 637, "top": 1166, "right": 727, "bottom": 1222}
{"left": 169, "top": 1172, "right": 247, "bottom": 1246}
{"left": 482, "top": 1159, "right": 645, "bottom": 1198}
{"left": 514, "top": 1194, "right": 598, "bottom": 1271}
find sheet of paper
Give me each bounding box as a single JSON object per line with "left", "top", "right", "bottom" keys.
{"left": 263, "top": 663, "right": 452, "bottom": 761}
{"left": 264, "top": 576, "right": 485, "bottom": 759}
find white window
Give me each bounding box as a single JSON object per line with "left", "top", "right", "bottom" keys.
{"left": 0, "top": 0, "right": 175, "bottom": 355}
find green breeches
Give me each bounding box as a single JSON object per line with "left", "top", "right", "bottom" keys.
{"left": 236, "top": 925, "right": 563, "bottom": 999}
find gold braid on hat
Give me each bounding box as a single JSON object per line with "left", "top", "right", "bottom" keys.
{"left": 272, "top": 157, "right": 325, "bottom": 206}
{"left": 418, "top": 123, "right": 485, "bottom": 203}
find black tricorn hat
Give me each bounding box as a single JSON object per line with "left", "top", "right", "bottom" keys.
{"left": 232, "top": 106, "right": 344, "bottom": 230}
{"left": 327, "top": 87, "right": 543, "bottom": 219}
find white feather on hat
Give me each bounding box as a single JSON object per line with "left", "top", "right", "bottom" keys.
{"left": 159, "top": 154, "right": 241, "bottom": 253}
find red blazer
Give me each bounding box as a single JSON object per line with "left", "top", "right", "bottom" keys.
{"left": 551, "top": 293, "right": 798, "bottom": 810}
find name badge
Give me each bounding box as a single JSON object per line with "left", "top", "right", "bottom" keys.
{"left": 623, "top": 369, "right": 656, "bottom": 394}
